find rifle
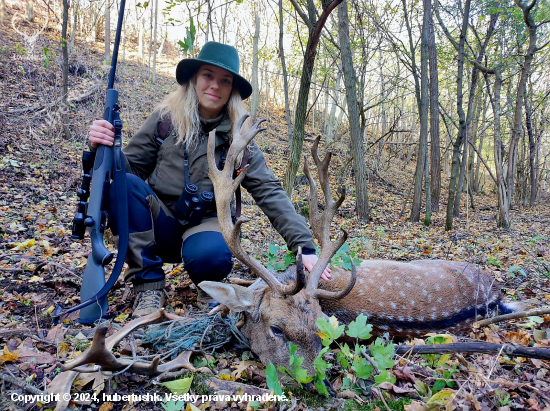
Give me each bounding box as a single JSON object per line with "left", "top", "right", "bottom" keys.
{"left": 54, "top": 0, "right": 128, "bottom": 325}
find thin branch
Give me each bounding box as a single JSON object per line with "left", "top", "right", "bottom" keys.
{"left": 288, "top": 0, "right": 312, "bottom": 29}
{"left": 475, "top": 307, "right": 550, "bottom": 327}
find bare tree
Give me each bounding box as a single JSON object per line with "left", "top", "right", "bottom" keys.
{"left": 1, "top": 0, "right": 6, "bottom": 26}
{"left": 26, "top": 0, "right": 34, "bottom": 22}
{"left": 282, "top": 0, "right": 344, "bottom": 197}
{"left": 250, "top": 1, "right": 260, "bottom": 123}
{"left": 105, "top": 0, "right": 111, "bottom": 61}
{"left": 338, "top": 0, "right": 370, "bottom": 221}
{"left": 509, "top": 0, "right": 545, "bottom": 207}
{"left": 62, "top": 0, "right": 71, "bottom": 139}
{"left": 152, "top": 0, "right": 158, "bottom": 83}
{"left": 434, "top": 0, "right": 471, "bottom": 231}
{"left": 427, "top": 1, "right": 440, "bottom": 212}
{"left": 278, "top": 0, "right": 292, "bottom": 141}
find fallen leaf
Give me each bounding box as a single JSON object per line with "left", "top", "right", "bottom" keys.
{"left": 99, "top": 403, "right": 113, "bottom": 411}
{"left": 0, "top": 346, "right": 19, "bottom": 364}
{"left": 46, "top": 324, "right": 67, "bottom": 344}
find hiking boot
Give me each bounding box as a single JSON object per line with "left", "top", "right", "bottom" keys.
{"left": 194, "top": 288, "right": 219, "bottom": 310}
{"left": 132, "top": 289, "right": 167, "bottom": 318}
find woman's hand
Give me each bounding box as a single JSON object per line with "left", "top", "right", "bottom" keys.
{"left": 88, "top": 120, "right": 115, "bottom": 148}
{"left": 301, "top": 254, "right": 332, "bottom": 281}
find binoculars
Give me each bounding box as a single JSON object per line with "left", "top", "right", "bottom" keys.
{"left": 173, "top": 184, "right": 214, "bottom": 227}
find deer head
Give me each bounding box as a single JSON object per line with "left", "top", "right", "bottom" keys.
{"left": 199, "top": 116, "right": 356, "bottom": 373}
{"left": 200, "top": 117, "right": 509, "bottom": 373}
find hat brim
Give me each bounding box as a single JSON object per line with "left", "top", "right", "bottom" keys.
{"left": 176, "top": 59, "right": 253, "bottom": 100}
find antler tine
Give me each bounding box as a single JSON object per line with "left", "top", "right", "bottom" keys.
{"left": 61, "top": 310, "right": 181, "bottom": 376}
{"left": 208, "top": 116, "right": 296, "bottom": 296}
{"left": 303, "top": 139, "right": 354, "bottom": 298}
{"left": 312, "top": 262, "right": 357, "bottom": 300}
{"left": 287, "top": 247, "right": 307, "bottom": 295}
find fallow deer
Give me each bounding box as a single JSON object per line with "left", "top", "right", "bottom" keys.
{"left": 198, "top": 115, "right": 517, "bottom": 374}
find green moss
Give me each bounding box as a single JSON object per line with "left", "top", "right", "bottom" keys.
{"left": 342, "top": 397, "right": 413, "bottom": 411}
{"left": 283, "top": 386, "right": 328, "bottom": 408}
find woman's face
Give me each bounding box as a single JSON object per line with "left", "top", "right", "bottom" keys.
{"left": 195, "top": 64, "right": 234, "bottom": 119}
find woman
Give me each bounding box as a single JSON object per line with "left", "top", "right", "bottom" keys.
{"left": 89, "top": 42, "right": 331, "bottom": 317}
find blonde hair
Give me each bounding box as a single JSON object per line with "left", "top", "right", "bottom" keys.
{"left": 156, "top": 73, "right": 251, "bottom": 164}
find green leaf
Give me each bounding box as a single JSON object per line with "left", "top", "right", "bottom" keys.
{"left": 346, "top": 313, "right": 373, "bottom": 340}
{"left": 342, "top": 377, "right": 351, "bottom": 390}
{"left": 314, "top": 374, "right": 329, "bottom": 397}
{"left": 316, "top": 316, "right": 345, "bottom": 341}
{"left": 160, "top": 377, "right": 192, "bottom": 395}
{"left": 161, "top": 400, "right": 186, "bottom": 411}
{"left": 351, "top": 356, "right": 373, "bottom": 379}
{"left": 341, "top": 343, "right": 352, "bottom": 358}
{"left": 336, "top": 351, "right": 349, "bottom": 369}
{"left": 432, "top": 379, "right": 446, "bottom": 392}
{"left": 370, "top": 338, "right": 395, "bottom": 370}
{"left": 269, "top": 243, "right": 279, "bottom": 255}
{"left": 248, "top": 401, "right": 261, "bottom": 411}
{"left": 374, "top": 369, "right": 396, "bottom": 385}
{"left": 266, "top": 362, "right": 283, "bottom": 396}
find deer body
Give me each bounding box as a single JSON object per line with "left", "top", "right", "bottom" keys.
{"left": 317, "top": 260, "right": 505, "bottom": 338}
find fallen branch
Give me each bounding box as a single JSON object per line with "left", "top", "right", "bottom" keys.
{"left": 474, "top": 307, "right": 550, "bottom": 328}
{"left": 0, "top": 327, "right": 57, "bottom": 346}
{"left": 0, "top": 373, "right": 46, "bottom": 396}
{"left": 390, "top": 342, "right": 550, "bottom": 360}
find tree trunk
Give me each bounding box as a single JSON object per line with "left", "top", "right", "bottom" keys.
{"left": 508, "top": 0, "right": 539, "bottom": 207}
{"left": 337, "top": 0, "right": 369, "bottom": 221}
{"left": 442, "top": 0, "right": 471, "bottom": 231}
{"left": 525, "top": 83, "right": 537, "bottom": 207}
{"left": 453, "top": 13, "right": 497, "bottom": 216}
{"left": 278, "top": 0, "right": 292, "bottom": 141}
{"left": 69, "top": 0, "right": 80, "bottom": 53}
{"left": 105, "top": 0, "right": 110, "bottom": 61}
{"left": 152, "top": 0, "right": 158, "bottom": 83}
{"left": 62, "top": 0, "right": 71, "bottom": 140}
{"left": 26, "top": 0, "right": 34, "bottom": 22}
{"left": 376, "top": 48, "right": 386, "bottom": 173}
{"left": 157, "top": 26, "right": 167, "bottom": 58}
{"left": 428, "top": 6, "right": 440, "bottom": 212}
{"left": 403, "top": 0, "right": 428, "bottom": 223}
{"left": 326, "top": 69, "right": 341, "bottom": 143}
{"left": 492, "top": 70, "right": 510, "bottom": 228}
{"left": 250, "top": 2, "right": 260, "bottom": 123}
{"left": 0, "top": 0, "right": 5, "bottom": 26}
{"left": 138, "top": 13, "right": 144, "bottom": 63}
{"left": 283, "top": 0, "right": 344, "bottom": 197}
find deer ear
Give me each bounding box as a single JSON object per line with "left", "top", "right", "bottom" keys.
{"left": 198, "top": 282, "right": 257, "bottom": 312}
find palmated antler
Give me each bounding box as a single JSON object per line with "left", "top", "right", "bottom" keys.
{"left": 208, "top": 114, "right": 301, "bottom": 296}
{"left": 303, "top": 136, "right": 356, "bottom": 300}
{"left": 61, "top": 309, "right": 198, "bottom": 376}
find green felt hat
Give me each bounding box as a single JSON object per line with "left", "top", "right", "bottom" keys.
{"left": 176, "top": 41, "right": 252, "bottom": 100}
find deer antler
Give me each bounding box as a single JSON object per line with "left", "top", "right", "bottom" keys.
{"left": 11, "top": 13, "right": 49, "bottom": 55}
{"left": 303, "top": 136, "right": 356, "bottom": 300}
{"left": 207, "top": 114, "right": 302, "bottom": 296}
{"left": 60, "top": 309, "right": 198, "bottom": 376}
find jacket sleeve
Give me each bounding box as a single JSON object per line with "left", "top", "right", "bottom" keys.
{"left": 241, "top": 142, "right": 315, "bottom": 254}
{"left": 122, "top": 111, "right": 162, "bottom": 180}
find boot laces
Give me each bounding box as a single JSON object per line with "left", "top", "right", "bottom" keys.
{"left": 133, "top": 289, "right": 166, "bottom": 311}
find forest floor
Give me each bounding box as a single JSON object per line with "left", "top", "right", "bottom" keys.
{"left": 1, "top": 3, "right": 550, "bottom": 411}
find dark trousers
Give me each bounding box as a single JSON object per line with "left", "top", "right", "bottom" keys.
{"left": 109, "top": 174, "right": 233, "bottom": 291}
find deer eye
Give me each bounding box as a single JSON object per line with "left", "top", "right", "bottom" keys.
{"left": 270, "top": 326, "right": 284, "bottom": 337}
